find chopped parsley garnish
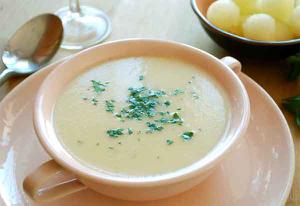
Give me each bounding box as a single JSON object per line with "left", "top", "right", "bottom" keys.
{"left": 172, "top": 88, "right": 184, "bottom": 96}
{"left": 166, "top": 139, "right": 174, "bottom": 145}
{"left": 169, "top": 113, "right": 183, "bottom": 124}
{"left": 128, "top": 128, "right": 133, "bottom": 135}
{"left": 164, "top": 100, "right": 171, "bottom": 106}
{"left": 146, "top": 122, "right": 164, "bottom": 133}
{"left": 82, "top": 97, "right": 88, "bottom": 100}
{"left": 106, "top": 128, "right": 124, "bottom": 138}
{"left": 115, "top": 113, "right": 122, "bottom": 118}
{"left": 117, "top": 87, "right": 166, "bottom": 120}
{"left": 108, "top": 147, "right": 114, "bottom": 150}
{"left": 105, "top": 100, "right": 115, "bottom": 113}
{"left": 91, "top": 97, "right": 98, "bottom": 105}
{"left": 84, "top": 80, "right": 193, "bottom": 143}
{"left": 191, "top": 92, "right": 200, "bottom": 100}
{"left": 159, "top": 111, "right": 168, "bottom": 116}
{"left": 91, "top": 80, "right": 106, "bottom": 94}
{"left": 181, "top": 131, "right": 194, "bottom": 141}
{"left": 139, "top": 75, "right": 144, "bottom": 81}
{"left": 155, "top": 112, "right": 183, "bottom": 125}
{"left": 77, "top": 140, "right": 83, "bottom": 144}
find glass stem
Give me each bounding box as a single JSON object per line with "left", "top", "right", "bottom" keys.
{"left": 69, "top": 0, "right": 81, "bottom": 13}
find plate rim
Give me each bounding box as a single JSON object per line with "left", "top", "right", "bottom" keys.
{"left": 240, "top": 73, "right": 295, "bottom": 205}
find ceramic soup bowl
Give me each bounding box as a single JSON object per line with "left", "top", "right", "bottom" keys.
{"left": 23, "top": 39, "right": 250, "bottom": 202}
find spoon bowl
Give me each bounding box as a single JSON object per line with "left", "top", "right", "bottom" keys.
{"left": 0, "top": 14, "right": 63, "bottom": 85}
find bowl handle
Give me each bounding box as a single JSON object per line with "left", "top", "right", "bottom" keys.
{"left": 220, "top": 56, "right": 242, "bottom": 74}
{"left": 23, "top": 160, "right": 87, "bottom": 202}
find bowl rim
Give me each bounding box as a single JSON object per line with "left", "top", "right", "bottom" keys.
{"left": 190, "top": 0, "right": 300, "bottom": 46}
{"left": 34, "top": 38, "right": 250, "bottom": 187}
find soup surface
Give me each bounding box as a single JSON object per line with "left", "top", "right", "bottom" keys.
{"left": 54, "top": 57, "right": 229, "bottom": 176}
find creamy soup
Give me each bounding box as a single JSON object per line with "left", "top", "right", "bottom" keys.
{"left": 54, "top": 57, "right": 229, "bottom": 176}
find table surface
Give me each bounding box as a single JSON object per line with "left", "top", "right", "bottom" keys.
{"left": 0, "top": 0, "right": 299, "bottom": 205}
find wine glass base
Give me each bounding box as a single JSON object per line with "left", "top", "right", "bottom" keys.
{"left": 55, "top": 6, "right": 111, "bottom": 50}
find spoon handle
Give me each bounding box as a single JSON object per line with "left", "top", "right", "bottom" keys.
{"left": 0, "top": 68, "right": 15, "bottom": 86}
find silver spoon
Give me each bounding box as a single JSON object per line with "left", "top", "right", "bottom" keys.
{"left": 0, "top": 14, "right": 63, "bottom": 85}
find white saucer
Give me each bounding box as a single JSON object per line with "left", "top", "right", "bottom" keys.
{"left": 0, "top": 59, "right": 295, "bottom": 206}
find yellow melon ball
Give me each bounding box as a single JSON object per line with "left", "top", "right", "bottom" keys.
{"left": 207, "top": 0, "right": 240, "bottom": 33}
{"left": 275, "top": 21, "right": 294, "bottom": 40}
{"left": 233, "top": 0, "right": 259, "bottom": 14}
{"left": 290, "top": 6, "right": 300, "bottom": 37}
{"left": 258, "top": 0, "right": 294, "bottom": 23}
{"left": 243, "top": 14, "right": 276, "bottom": 41}
{"left": 232, "top": 15, "right": 248, "bottom": 36}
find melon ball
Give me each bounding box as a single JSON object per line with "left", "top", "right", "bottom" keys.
{"left": 275, "top": 21, "right": 294, "bottom": 40}
{"left": 207, "top": 0, "right": 240, "bottom": 33}
{"left": 258, "top": 0, "right": 294, "bottom": 23}
{"left": 232, "top": 15, "right": 248, "bottom": 36}
{"left": 243, "top": 14, "right": 276, "bottom": 41}
{"left": 290, "top": 6, "right": 300, "bottom": 37}
{"left": 234, "top": 0, "right": 259, "bottom": 14}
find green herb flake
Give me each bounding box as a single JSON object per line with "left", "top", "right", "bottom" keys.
{"left": 91, "top": 97, "right": 98, "bottom": 105}
{"left": 159, "top": 111, "right": 167, "bottom": 116}
{"left": 105, "top": 100, "right": 115, "bottom": 113}
{"left": 155, "top": 112, "right": 183, "bottom": 125}
{"left": 191, "top": 92, "right": 200, "bottom": 100}
{"left": 118, "top": 142, "right": 122, "bottom": 145}
{"left": 91, "top": 80, "right": 106, "bottom": 94}
{"left": 77, "top": 140, "right": 83, "bottom": 144}
{"left": 115, "top": 113, "right": 122, "bottom": 118}
{"left": 108, "top": 146, "right": 114, "bottom": 150}
{"left": 82, "top": 97, "right": 88, "bottom": 100}
{"left": 172, "top": 88, "right": 185, "bottom": 96}
{"left": 139, "top": 75, "right": 144, "bottom": 81}
{"left": 106, "top": 128, "right": 124, "bottom": 138}
{"left": 96, "top": 142, "right": 100, "bottom": 146}
{"left": 117, "top": 87, "right": 166, "bottom": 120}
{"left": 177, "top": 108, "right": 182, "bottom": 111}
{"left": 146, "top": 122, "right": 164, "bottom": 133}
{"left": 166, "top": 139, "right": 174, "bottom": 145}
{"left": 164, "top": 100, "right": 171, "bottom": 106}
{"left": 128, "top": 128, "right": 133, "bottom": 135}
{"left": 181, "top": 131, "right": 194, "bottom": 141}
{"left": 169, "top": 113, "right": 183, "bottom": 125}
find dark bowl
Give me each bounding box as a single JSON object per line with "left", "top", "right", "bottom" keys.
{"left": 191, "top": 0, "right": 300, "bottom": 58}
